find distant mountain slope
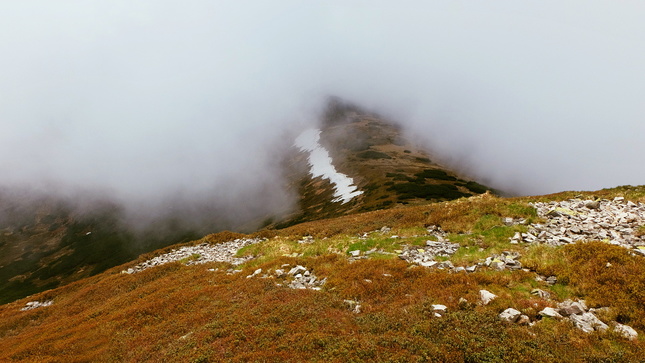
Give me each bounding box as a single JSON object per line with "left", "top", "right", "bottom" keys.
{"left": 0, "top": 192, "right": 201, "bottom": 304}
{"left": 279, "top": 99, "right": 494, "bottom": 227}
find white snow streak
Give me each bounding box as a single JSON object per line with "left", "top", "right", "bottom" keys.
{"left": 294, "top": 129, "right": 363, "bottom": 204}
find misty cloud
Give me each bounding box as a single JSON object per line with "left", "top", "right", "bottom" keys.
{"left": 1, "top": 1, "right": 644, "bottom": 227}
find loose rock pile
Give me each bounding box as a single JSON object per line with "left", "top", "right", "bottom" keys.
{"left": 500, "top": 298, "right": 639, "bottom": 340}
{"left": 398, "top": 240, "right": 460, "bottom": 266}
{"left": 122, "top": 238, "right": 265, "bottom": 274}
{"left": 512, "top": 198, "right": 645, "bottom": 256}
{"left": 297, "top": 236, "right": 314, "bottom": 244}
{"left": 20, "top": 300, "right": 53, "bottom": 311}
{"left": 281, "top": 264, "right": 326, "bottom": 290}
{"left": 398, "top": 225, "right": 460, "bottom": 266}
{"left": 482, "top": 251, "right": 522, "bottom": 271}
{"left": 265, "top": 264, "right": 326, "bottom": 290}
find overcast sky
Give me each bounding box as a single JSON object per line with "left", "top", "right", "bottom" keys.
{"left": 1, "top": 1, "right": 644, "bottom": 215}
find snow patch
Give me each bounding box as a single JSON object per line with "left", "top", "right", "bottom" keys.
{"left": 294, "top": 129, "right": 363, "bottom": 204}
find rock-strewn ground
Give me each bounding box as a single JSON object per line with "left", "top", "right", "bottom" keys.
{"left": 513, "top": 198, "right": 645, "bottom": 256}
{"left": 122, "top": 238, "right": 265, "bottom": 274}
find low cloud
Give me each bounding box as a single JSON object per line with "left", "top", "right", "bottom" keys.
{"left": 1, "top": 1, "right": 643, "bottom": 230}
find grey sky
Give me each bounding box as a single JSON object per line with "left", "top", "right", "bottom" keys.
{"left": 1, "top": 1, "right": 644, "bottom": 212}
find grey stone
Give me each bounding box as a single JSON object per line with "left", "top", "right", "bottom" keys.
{"left": 499, "top": 308, "right": 522, "bottom": 323}
{"left": 634, "top": 247, "right": 645, "bottom": 256}
{"left": 539, "top": 307, "right": 563, "bottom": 319}
{"left": 614, "top": 323, "right": 638, "bottom": 340}
{"left": 557, "top": 300, "right": 585, "bottom": 316}
{"left": 420, "top": 261, "right": 438, "bottom": 268}
{"left": 432, "top": 304, "right": 447, "bottom": 312}
{"left": 585, "top": 201, "right": 600, "bottom": 210}
{"left": 531, "top": 289, "right": 551, "bottom": 299}
{"left": 246, "top": 268, "right": 262, "bottom": 278}
{"left": 517, "top": 315, "right": 531, "bottom": 325}
{"left": 491, "top": 261, "right": 506, "bottom": 271}
{"left": 569, "top": 312, "right": 608, "bottom": 333}
{"left": 289, "top": 265, "right": 307, "bottom": 275}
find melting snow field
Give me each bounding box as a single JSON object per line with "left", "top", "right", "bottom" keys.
{"left": 294, "top": 129, "right": 363, "bottom": 204}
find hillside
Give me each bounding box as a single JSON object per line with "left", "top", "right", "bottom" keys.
{"left": 1, "top": 185, "right": 644, "bottom": 362}
{"left": 279, "top": 99, "right": 493, "bottom": 227}
{"left": 0, "top": 192, "right": 203, "bottom": 305}
{"left": 1, "top": 100, "right": 495, "bottom": 305}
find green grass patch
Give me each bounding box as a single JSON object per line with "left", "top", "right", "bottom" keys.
{"left": 179, "top": 254, "right": 201, "bottom": 264}
{"left": 548, "top": 283, "right": 574, "bottom": 301}
{"left": 473, "top": 214, "right": 503, "bottom": 232}
{"left": 235, "top": 243, "right": 264, "bottom": 258}
{"left": 507, "top": 203, "right": 538, "bottom": 218}
{"left": 522, "top": 244, "right": 567, "bottom": 277}
{"left": 450, "top": 246, "right": 488, "bottom": 266}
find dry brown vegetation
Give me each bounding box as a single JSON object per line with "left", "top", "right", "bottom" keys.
{"left": 1, "top": 186, "right": 645, "bottom": 362}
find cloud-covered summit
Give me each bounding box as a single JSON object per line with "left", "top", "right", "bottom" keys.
{"left": 1, "top": 1, "right": 643, "bottom": 216}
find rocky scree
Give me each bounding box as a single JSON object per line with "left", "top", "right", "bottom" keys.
{"left": 511, "top": 198, "right": 645, "bottom": 256}
{"left": 122, "top": 238, "right": 265, "bottom": 274}
{"left": 20, "top": 300, "right": 53, "bottom": 311}
{"left": 500, "top": 298, "right": 639, "bottom": 340}
{"left": 245, "top": 264, "right": 327, "bottom": 291}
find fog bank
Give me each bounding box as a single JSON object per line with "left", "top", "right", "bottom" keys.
{"left": 1, "top": 1, "right": 644, "bottom": 228}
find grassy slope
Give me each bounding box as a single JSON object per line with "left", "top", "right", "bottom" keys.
{"left": 280, "top": 115, "right": 493, "bottom": 229}
{"left": 1, "top": 186, "right": 645, "bottom": 362}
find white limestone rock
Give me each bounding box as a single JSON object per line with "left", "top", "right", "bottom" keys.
{"left": 614, "top": 323, "right": 638, "bottom": 340}
{"left": 539, "top": 307, "right": 563, "bottom": 319}
{"left": 479, "top": 290, "right": 497, "bottom": 306}
{"left": 499, "top": 308, "right": 522, "bottom": 323}
{"left": 569, "top": 312, "right": 608, "bottom": 333}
